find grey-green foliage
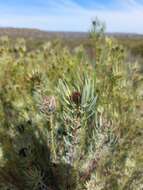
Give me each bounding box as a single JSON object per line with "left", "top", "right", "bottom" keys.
{"left": 57, "top": 76, "right": 98, "bottom": 165}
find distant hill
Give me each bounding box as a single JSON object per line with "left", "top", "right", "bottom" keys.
{"left": 0, "top": 27, "right": 143, "bottom": 39}
{"left": 0, "top": 28, "right": 87, "bottom": 39}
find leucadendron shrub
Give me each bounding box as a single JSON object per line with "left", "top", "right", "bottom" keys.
{"left": 0, "top": 20, "right": 142, "bottom": 190}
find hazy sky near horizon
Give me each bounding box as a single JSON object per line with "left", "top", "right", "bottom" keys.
{"left": 0, "top": 0, "right": 143, "bottom": 33}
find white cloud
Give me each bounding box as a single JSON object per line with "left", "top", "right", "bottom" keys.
{"left": 0, "top": 0, "right": 143, "bottom": 33}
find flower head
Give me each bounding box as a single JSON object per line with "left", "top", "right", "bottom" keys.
{"left": 40, "top": 96, "right": 56, "bottom": 115}
{"left": 70, "top": 91, "right": 81, "bottom": 105}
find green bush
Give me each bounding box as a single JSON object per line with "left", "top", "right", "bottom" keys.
{"left": 0, "top": 23, "right": 142, "bottom": 190}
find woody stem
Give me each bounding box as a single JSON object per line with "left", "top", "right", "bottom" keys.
{"left": 50, "top": 115, "right": 56, "bottom": 161}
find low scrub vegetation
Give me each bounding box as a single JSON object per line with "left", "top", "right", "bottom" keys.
{"left": 0, "top": 22, "right": 142, "bottom": 190}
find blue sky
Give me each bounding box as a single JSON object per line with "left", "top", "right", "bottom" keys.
{"left": 0, "top": 0, "right": 143, "bottom": 33}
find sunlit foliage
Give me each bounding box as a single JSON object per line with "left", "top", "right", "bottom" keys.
{"left": 0, "top": 21, "right": 142, "bottom": 190}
